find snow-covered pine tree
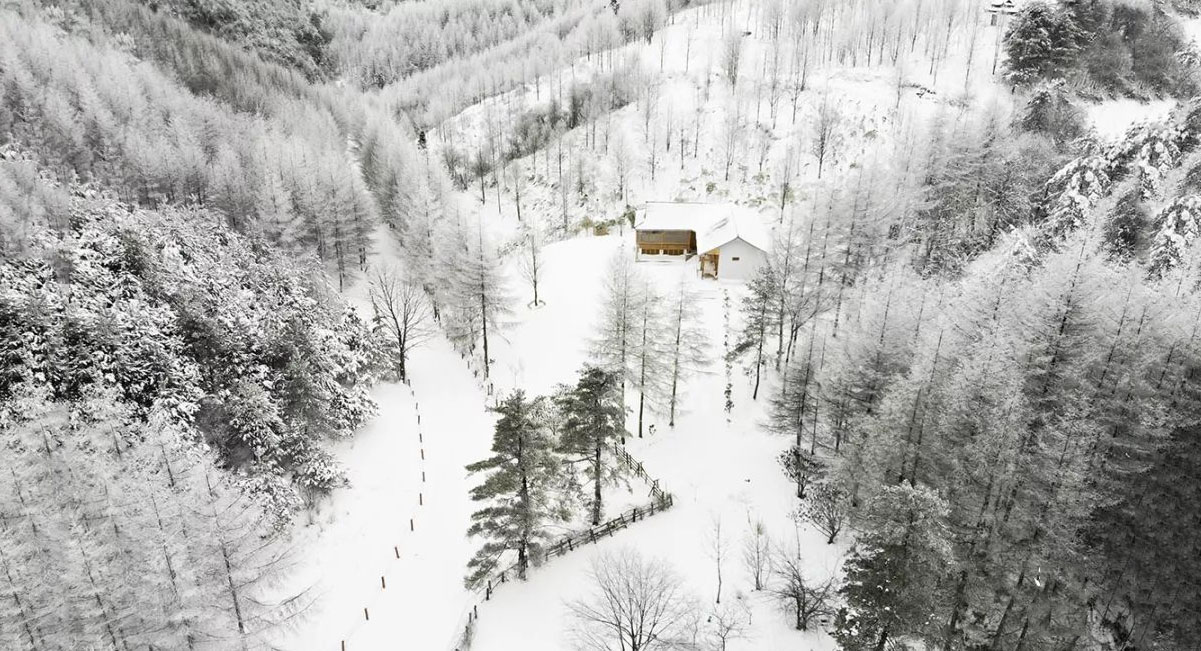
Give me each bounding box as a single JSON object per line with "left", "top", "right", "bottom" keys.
{"left": 770, "top": 328, "right": 822, "bottom": 468}
{"left": 1002, "top": 0, "right": 1083, "bottom": 86}
{"left": 735, "top": 264, "right": 777, "bottom": 400}
{"left": 449, "top": 219, "right": 514, "bottom": 378}
{"left": 631, "top": 280, "right": 671, "bottom": 438}
{"left": 0, "top": 384, "right": 305, "bottom": 649}
{"left": 437, "top": 216, "right": 480, "bottom": 352}
{"left": 833, "top": 484, "right": 951, "bottom": 651}
{"left": 592, "top": 251, "right": 643, "bottom": 432}
{"left": 557, "top": 366, "right": 624, "bottom": 525}
{"left": 665, "top": 277, "right": 708, "bottom": 427}
{"left": 465, "top": 391, "right": 567, "bottom": 586}
{"left": 768, "top": 217, "right": 805, "bottom": 371}
{"left": 1108, "top": 122, "right": 1184, "bottom": 200}
{"left": 1041, "top": 155, "right": 1111, "bottom": 243}
{"left": 1147, "top": 195, "right": 1201, "bottom": 278}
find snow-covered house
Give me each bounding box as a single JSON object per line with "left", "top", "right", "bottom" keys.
{"left": 634, "top": 202, "right": 769, "bottom": 280}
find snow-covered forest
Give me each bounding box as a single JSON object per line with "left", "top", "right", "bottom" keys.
{"left": 3, "top": 0, "right": 1201, "bottom": 649}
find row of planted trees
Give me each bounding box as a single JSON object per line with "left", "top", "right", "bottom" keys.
{"left": 461, "top": 366, "right": 628, "bottom": 586}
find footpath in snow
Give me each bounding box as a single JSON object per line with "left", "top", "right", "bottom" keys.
{"left": 269, "top": 335, "right": 496, "bottom": 651}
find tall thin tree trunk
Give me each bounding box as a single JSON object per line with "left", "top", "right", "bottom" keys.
{"left": 592, "top": 443, "right": 603, "bottom": 525}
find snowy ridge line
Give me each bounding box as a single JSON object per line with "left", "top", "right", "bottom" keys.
{"left": 330, "top": 378, "right": 427, "bottom": 651}
{"left": 446, "top": 438, "right": 675, "bottom": 651}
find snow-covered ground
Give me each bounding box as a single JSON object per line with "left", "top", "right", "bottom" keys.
{"left": 266, "top": 337, "right": 497, "bottom": 651}
{"left": 274, "top": 227, "right": 840, "bottom": 650}
{"left": 473, "top": 233, "right": 842, "bottom": 650}
{"left": 1087, "top": 98, "right": 1176, "bottom": 142}
{"left": 263, "top": 228, "right": 498, "bottom": 650}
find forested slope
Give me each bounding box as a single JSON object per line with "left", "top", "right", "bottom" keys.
{"left": 0, "top": 2, "right": 424, "bottom": 646}
{"left": 0, "top": 149, "right": 384, "bottom": 646}
{"left": 770, "top": 102, "right": 1201, "bottom": 650}
{"left": 0, "top": 0, "right": 437, "bottom": 289}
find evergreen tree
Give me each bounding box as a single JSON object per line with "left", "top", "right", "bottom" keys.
{"left": 834, "top": 484, "right": 952, "bottom": 651}
{"left": 1003, "top": 1, "right": 1085, "bottom": 86}
{"left": 450, "top": 221, "right": 514, "bottom": 378}
{"left": 592, "top": 252, "right": 643, "bottom": 432}
{"left": 735, "top": 265, "right": 777, "bottom": 401}
{"left": 557, "top": 366, "right": 624, "bottom": 526}
{"left": 0, "top": 384, "right": 304, "bottom": 649}
{"left": 664, "top": 278, "right": 708, "bottom": 427}
{"left": 631, "top": 280, "right": 670, "bottom": 438}
{"left": 465, "top": 391, "right": 567, "bottom": 586}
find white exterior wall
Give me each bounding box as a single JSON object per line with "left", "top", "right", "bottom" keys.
{"left": 714, "top": 238, "right": 765, "bottom": 280}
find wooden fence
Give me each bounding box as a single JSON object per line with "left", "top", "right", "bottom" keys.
{"left": 448, "top": 437, "right": 673, "bottom": 651}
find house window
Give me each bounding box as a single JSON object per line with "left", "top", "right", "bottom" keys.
{"left": 731, "top": 257, "right": 741, "bottom": 261}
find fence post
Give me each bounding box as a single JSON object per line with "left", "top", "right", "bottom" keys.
{"left": 363, "top": 607, "right": 369, "bottom": 621}
{"left": 381, "top": 575, "right": 386, "bottom": 589}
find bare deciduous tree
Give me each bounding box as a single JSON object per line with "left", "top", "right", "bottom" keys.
{"left": 769, "top": 543, "right": 836, "bottom": 631}
{"left": 721, "top": 30, "right": 742, "bottom": 89}
{"left": 708, "top": 515, "right": 727, "bottom": 603}
{"left": 665, "top": 277, "right": 706, "bottom": 428}
{"left": 810, "top": 91, "right": 843, "bottom": 179}
{"left": 368, "top": 264, "right": 435, "bottom": 381}
{"left": 742, "top": 516, "right": 770, "bottom": 591}
{"left": 610, "top": 131, "right": 633, "bottom": 204}
{"left": 722, "top": 104, "right": 741, "bottom": 182}
{"left": 519, "top": 219, "right": 546, "bottom": 307}
{"left": 568, "top": 549, "right": 698, "bottom": 651}
{"left": 706, "top": 601, "right": 751, "bottom": 651}
{"left": 776, "top": 148, "right": 796, "bottom": 223}
{"left": 509, "top": 159, "right": 527, "bottom": 222}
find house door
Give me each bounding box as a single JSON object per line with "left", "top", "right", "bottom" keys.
{"left": 700, "top": 252, "right": 719, "bottom": 278}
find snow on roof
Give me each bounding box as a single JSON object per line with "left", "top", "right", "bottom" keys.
{"left": 635, "top": 202, "right": 770, "bottom": 253}
{"left": 634, "top": 201, "right": 714, "bottom": 232}
{"left": 697, "top": 208, "right": 770, "bottom": 254}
